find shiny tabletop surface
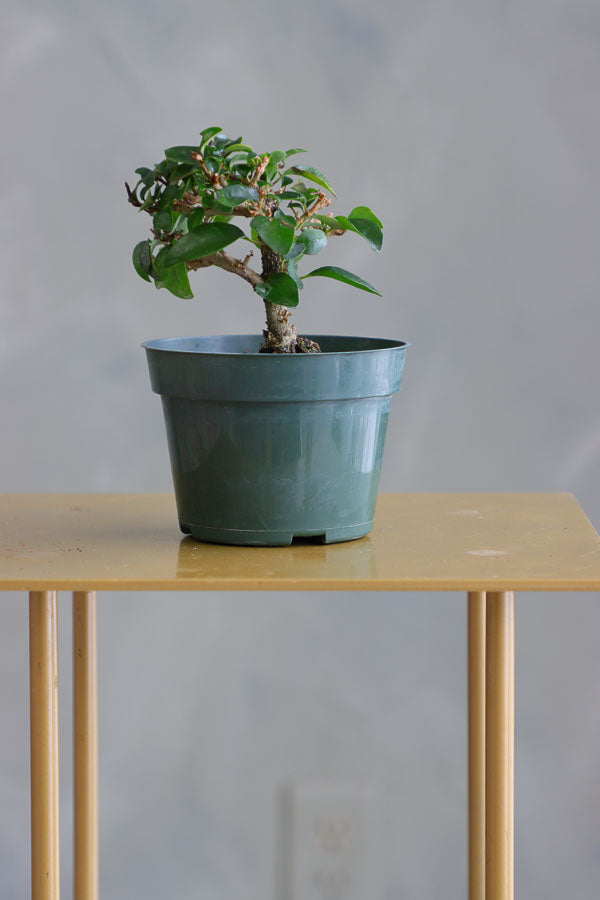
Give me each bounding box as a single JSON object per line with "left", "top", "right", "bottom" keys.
{"left": 1, "top": 493, "right": 599, "bottom": 591}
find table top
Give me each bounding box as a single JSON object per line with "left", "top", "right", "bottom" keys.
{"left": 1, "top": 493, "right": 599, "bottom": 591}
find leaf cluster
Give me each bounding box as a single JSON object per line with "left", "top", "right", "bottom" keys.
{"left": 127, "top": 127, "right": 383, "bottom": 306}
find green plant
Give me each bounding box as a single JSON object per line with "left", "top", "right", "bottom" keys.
{"left": 126, "top": 126, "right": 383, "bottom": 353}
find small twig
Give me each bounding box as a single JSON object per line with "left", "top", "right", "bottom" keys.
{"left": 190, "top": 150, "right": 216, "bottom": 181}
{"left": 296, "top": 192, "right": 331, "bottom": 228}
{"left": 187, "top": 250, "right": 263, "bottom": 287}
{"left": 125, "top": 182, "right": 141, "bottom": 207}
{"left": 207, "top": 203, "right": 255, "bottom": 218}
{"left": 255, "top": 186, "right": 269, "bottom": 215}
{"left": 151, "top": 229, "right": 181, "bottom": 243}
{"left": 248, "top": 154, "right": 270, "bottom": 187}
{"left": 173, "top": 192, "right": 256, "bottom": 218}
{"left": 303, "top": 214, "right": 344, "bottom": 235}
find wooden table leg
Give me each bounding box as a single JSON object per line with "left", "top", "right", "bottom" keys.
{"left": 485, "top": 591, "right": 515, "bottom": 900}
{"left": 73, "top": 592, "right": 98, "bottom": 900}
{"left": 29, "top": 591, "right": 60, "bottom": 900}
{"left": 468, "top": 591, "right": 486, "bottom": 900}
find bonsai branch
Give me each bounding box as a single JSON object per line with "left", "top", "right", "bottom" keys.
{"left": 190, "top": 150, "right": 227, "bottom": 186}
{"left": 296, "top": 192, "right": 331, "bottom": 228}
{"left": 304, "top": 216, "right": 344, "bottom": 236}
{"left": 248, "top": 155, "right": 270, "bottom": 186}
{"left": 187, "top": 250, "right": 262, "bottom": 287}
{"left": 174, "top": 192, "right": 256, "bottom": 218}
{"left": 125, "top": 182, "right": 141, "bottom": 207}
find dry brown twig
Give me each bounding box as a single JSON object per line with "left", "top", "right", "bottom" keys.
{"left": 296, "top": 192, "right": 331, "bottom": 229}
{"left": 187, "top": 250, "right": 262, "bottom": 287}
{"left": 190, "top": 150, "right": 217, "bottom": 181}
{"left": 248, "top": 154, "right": 270, "bottom": 187}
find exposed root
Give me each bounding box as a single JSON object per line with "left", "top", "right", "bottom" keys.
{"left": 260, "top": 326, "right": 321, "bottom": 354}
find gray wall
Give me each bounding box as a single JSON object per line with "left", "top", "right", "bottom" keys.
{"left": 1, "top": 0, "right": 600, "bottom": 897}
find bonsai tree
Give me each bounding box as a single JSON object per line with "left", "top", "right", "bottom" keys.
{"left": 126, "top": 126, "right": 383, "bottom": 354}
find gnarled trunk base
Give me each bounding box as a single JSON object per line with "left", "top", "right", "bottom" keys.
{"left": 260, "top": 302, "right": 321, "bottom": 353}
{"left": 259, "top": 245, "right": 320, "bottom": 353}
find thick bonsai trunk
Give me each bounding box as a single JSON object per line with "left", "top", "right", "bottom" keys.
{"left": 263, "top": 300, "right": 298, "bottom": 353}
{"left": 260, "top": 246, "right": 320, "bottom": 354}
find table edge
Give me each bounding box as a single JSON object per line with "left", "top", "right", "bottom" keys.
{"left": 3, "top": 578, "right": 600, "bottom": 592}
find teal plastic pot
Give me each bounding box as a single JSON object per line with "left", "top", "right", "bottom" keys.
{"left": 143, "top": 335, "right": 408, "bottom": 546}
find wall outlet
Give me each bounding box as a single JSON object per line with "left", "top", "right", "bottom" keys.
{"left": 283, "top": 781, "right": 376, "bottom": 900}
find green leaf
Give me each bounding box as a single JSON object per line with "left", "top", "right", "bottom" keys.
{"left": 284, "top": 242, "right": 306, "bottom": 261}
{"left": 291, "top": 180, "right": 319, "bottom": 200}
{"left": 296, "top": 227, "right": 327, "bottom": 256}
{"left": 254, "top": 272, "right": 299, "bottom": 308}
{"left": 211, "top": 132, "right": 230, "bottom": 148}
{"left": 140, "top": 189, "right": 158, "bottom": 211}
{"left": 226, "top": 153, "right": 254, "bottom": 167}
{"left": 164, "top": 146, "right": 199, "bottom": 164}
{"left": 286, "top": 259, "right": 304, "bottom": 290}
{"left": 206, "top": 195, "right": 234, "bottom": 214}
{"left": 349, "top": 205, "right": 383, "bottom": 229}
{"left": 200, "top": 126, "right": 223, "bottom": 148}
{"left": 274, "top": 210, "right": 296, "bottom": 227}
{"left": 314, "top": 214, "right": 347, "bottom": 230}
{"left": 187, "top": 208, "right": 205, "bottom": 231}
{"left": 132, "top": 240, "right": 152, "bottom": 282}
{"left": 153, "top": 209, "right": 173, "bottom": 233}
{"left": 286, "top": 165, "right": 336, "bottom": 196}
{"left": 326, "top": 214, "right": 382, "bottom": 252}
{"left": 302, "top": 265, "right": 381, "bottom": 296}
{"left": 158, "top": 184, "right": 185, "bottom": 209}
{"left": 222, "top": 143, "right": 253, "bottom": 156}
{"left": 349, "top": 217, "right": 383, "bottom": 252}
{"left": 153, "top": 247, "right": 194, "bottom": 299}
{"left": 253, "top": 217, "right": 295, "bottom": 256}
{"left": 135, "top": 167, "right": 155, "bottom": 187}
{"left": 213, "top": 184, "right": 259, "bottom": 208}
{"left": 155, "top": 159, "right": 175, "bottom": 177}
{"left": 285, "top": 148, "right": 308, "bottom": 158}
{"left": 317, "top": 214, "right": 354, "bottom": 236}
{"left": 169, "top": 163, "right": 197, "bottom": 182}
{"left": 265, "top": 150, "right": 286, "bottom": 181}
{"left": 162, "top": 223, "right": 244, "bottom": 267}
{"left": 340, "top": 215, "right": 383, "bottom": 252}
{"left": 173, "top": 213, "right": 187, "bottom": 233}
{"left": 191, "top": 171, "right": 208, "bottom": 190}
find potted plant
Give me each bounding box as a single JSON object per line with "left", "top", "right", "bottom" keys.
{"left": 126, "top": 126, "right": 407, "bottom": 545}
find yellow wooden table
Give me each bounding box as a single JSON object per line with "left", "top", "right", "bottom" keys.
{"left": 2, "top": 492, "right": 600, "bottom": 900}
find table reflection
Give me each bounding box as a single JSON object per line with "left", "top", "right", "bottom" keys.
{"left": 176, "top": 534, "right": 377, "bottom": 581}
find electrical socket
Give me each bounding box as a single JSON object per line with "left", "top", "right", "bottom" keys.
{"left": 283, "top": 781, "right": 375, "bottom": 900}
